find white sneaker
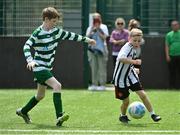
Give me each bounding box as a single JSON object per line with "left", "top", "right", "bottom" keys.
{"left": 88, "top": 85, "right": 98, "bottom": 90}
{"left": 96, "top": 86, "right": 106, "bottom": 91}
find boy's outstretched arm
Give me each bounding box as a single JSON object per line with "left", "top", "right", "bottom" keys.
{"left": 87, "top": 38, "right": 96, "bottom": 45}
{"left": 57, "top": 29, "right": 96, "bottom": 46}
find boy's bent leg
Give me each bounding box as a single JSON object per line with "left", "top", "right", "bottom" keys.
{"left": 21, "top": 96, "right": 39, "bottom": 115}
{"left": 53, "top": 92, "right": 69, "bottom": 126}
{"left": 136, "top": 90, "right": 153, "bottom": 113}
{"left": 136, "top": 90, "right": 161, "bottom": 122}
{"left": 36, "top": 84, "right": 46, "bottom": 100}
{"left": 21, "top": 84, "right": 46, "bottom": 114}
{"left": 16, "top": 84, "right": 46, "bottom": 124}
{"left": 46, "top": 77, "right": 69, "bottom": 126}
{"left": 121, "top": 97, "right": 130, "bottom": 115}
{"left": 46, "top": 77, "right": 63, "bottom": 118}
{"left": 16, "top": 108, "right": 32, "bottom": 124}
{"left": 119, "top": 97, "right": 131, "bottom": 123}
{"left": 53, "top": 92, "right": 63, "bottom": 118}
{"left": 16, "top": 96, "right": 38, "bottom": 124}
{"left": 115, "top": 86, "right": 130, "bottom": 123}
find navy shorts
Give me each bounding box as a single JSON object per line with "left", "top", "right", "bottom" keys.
{"left": 115, "top": 82, "right": 143, "bottom": 100}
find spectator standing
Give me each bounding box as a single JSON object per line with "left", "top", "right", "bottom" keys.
{"left": 86, "top": 13, "right": 109, "bottom": 91}
{"left": 165, "top": 20, "right": 180, "bottom": 89}
{"left": 109, "top": 18, "right": 129, "bottom": 67}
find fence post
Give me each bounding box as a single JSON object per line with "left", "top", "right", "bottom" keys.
{"left": 82, "top": 0, "right": 90, "bottom": 88}
{"left": 133, "top": 0, "right": 149, "bottom": 34}
{"left": 13, "top": 0, "right": 16, "bottom": 35}
{"left": 0, "top": 0, "right": 3, "bottom": 35}
{"left": 96, "top": 0, "right": 106, "bottom": 22}
{"left": 141, "top": 1, "right": 149, "bottom": 34}
{"left": 175, "top": 0, "right": 179, "bottom": 19}
{"left": 133, "top": 0, "right": 141, "bottom": 20}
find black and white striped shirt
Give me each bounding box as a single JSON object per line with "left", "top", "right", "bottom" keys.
{"left": 112, "top": 42, "right": 139, "bottom": 88}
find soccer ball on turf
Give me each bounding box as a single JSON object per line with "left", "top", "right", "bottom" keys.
{"left": 128, "top": 101, "right": 146, "bottom": 119}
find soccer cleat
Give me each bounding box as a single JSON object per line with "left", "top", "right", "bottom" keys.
{"left": 151, "top": 114, "right": 161, "bottom": 122}
{"left": 16, "top": 108, "right": 32, "bottom": 124}
{"left": 56, "top": 114, "right": 69, "bottom": 126}
{"left": 119, "top": 115, "right": 131, "bottom": 123}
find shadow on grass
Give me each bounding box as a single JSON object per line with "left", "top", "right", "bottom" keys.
{"left": 31, "top": 123, "right": 69, "bottom": 129}
{"left": 119, "top": 122, "right": 160, "bottom": 127}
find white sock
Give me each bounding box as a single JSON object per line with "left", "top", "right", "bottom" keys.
{"left": 150, "top": 111, "right": 155, "bottom": 116}
{"left": 121, "top": 114, "right": 126, "bottom": 116}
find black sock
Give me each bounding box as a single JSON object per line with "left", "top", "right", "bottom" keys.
{"left": 21, "top": 96, "right": 39, "bottom": 114}
{"left": 53, "top": 93, "right": 63, "bottom": 118}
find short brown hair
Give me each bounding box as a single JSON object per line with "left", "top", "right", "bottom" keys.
{"left": 128, "top": 19, "right": 140, "bottom": 31}
{"left": 42, "top": 7, "right": 60, "bottom": 21}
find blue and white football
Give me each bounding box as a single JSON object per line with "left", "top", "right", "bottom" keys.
{"left": 128, "top": 101, "right": 146, "bottom": 119}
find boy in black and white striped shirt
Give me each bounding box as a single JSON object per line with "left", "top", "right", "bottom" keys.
{"left": 112, "top": 28, "right": 161, "bottom": 123}
{"left": 16, "top": 7, "right": 96, "bottom": 126}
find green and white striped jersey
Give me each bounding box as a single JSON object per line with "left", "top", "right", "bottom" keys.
{"left": 23, "top": 25, "right": 90, "bottom": 72}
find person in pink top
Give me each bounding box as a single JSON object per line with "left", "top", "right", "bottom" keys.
{"left": 110, "top": 18, "right": 129, "bottom": 66}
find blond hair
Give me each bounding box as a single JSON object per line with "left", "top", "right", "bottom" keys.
{"left": 115, "top": 17, "right": 125, "bottom": 27}
{"left": 92, "top": 12, "right": 102, "bottom": 23}
{"left": 130, "top": 28, "right": 143, "bottom": 37}
{"left": 42, "top": 7, "right": 60, "bottom": 21}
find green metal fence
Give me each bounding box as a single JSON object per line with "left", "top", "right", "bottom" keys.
{"left": 0, "top": 0, "right": 179, "bottom": 36}
{"left": 98, "top": 0, "right": 179, "bottom": 35}
{"left": 0, "top": 0, "right": 82, "bottom": 36}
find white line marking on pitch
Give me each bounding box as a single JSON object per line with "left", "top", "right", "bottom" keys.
{"left": 0, "top": 129, "right": 180, "bottom": 133}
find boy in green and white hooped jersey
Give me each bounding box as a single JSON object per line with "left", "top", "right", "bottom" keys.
{"left": 16, "top": 7, "right": 96, "bottom": 126}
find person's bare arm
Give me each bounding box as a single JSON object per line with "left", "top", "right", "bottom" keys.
{"left": 165, "top": 43, "right": 171, "bottom": 62}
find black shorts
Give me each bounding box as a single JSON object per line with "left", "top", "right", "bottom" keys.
{"left": 115, "top": 82, "right": 143, "bottom": 100}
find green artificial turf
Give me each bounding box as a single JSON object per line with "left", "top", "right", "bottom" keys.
{"left": 0, "top": 89, "right": 180, "bottom": 134}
